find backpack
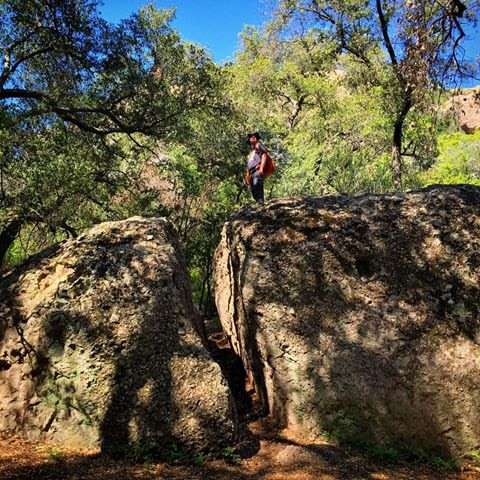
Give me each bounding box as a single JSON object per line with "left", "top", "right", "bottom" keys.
{"left": 262, "top": 150, "right": 276, "bottom": 177}
{"left": 244, "top": 145, "right": 276, "bottom": 185}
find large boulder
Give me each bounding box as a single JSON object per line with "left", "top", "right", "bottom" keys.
{"left": 214, "top": 185, "right": 480, "bottom": 458}
{"left": 0, "top": 217, "right": 237, "bottom": 454}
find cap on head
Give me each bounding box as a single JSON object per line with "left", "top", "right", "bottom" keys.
{"left": 247, "top": 132, "right": 261, "bottom": 143}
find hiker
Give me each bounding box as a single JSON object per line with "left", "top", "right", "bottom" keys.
{"left": 245, "top": 132, "right": 271, "bottom": 204}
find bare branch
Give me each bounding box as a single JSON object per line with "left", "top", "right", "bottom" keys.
{"left": 376, "top": 0, "right": 398, "bottom": 67}
{"left": 0, "top": 46, "right": 54, "bottom": 88}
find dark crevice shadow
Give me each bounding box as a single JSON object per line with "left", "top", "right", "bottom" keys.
{"left": 208, "top": 333, "right": 252, "bottom": 418}
{"left": 227, "top": 222, "right": 270, "bottom": 418}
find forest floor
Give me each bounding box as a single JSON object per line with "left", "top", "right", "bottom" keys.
{"left": 2, "top": 423, "right": 480, "bottom": 480}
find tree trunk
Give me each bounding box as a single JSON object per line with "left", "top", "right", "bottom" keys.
{"left": 391, "top": 133, "right": 403, "bottom": 190}
{"left": 0, "top": 216, "right": 22, "bottom": 267}
{"left": 391, "top": 91, "right": 413, "bottom": 190}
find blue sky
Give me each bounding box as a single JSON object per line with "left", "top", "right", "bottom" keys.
{"left": 100, "top": 1, "right": 479, "bottom": 85}
{"left": 100, "top": 0, "right": 266, "bottom": 63}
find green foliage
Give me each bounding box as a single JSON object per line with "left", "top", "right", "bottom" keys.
{"left": 1, "top": 0, "right": 479, "bottom": 315}
{"left": 321, "top": 410, "right": 459, "bottom": 469}
{"left": 0, "top": 0, "right": 222, "bottom": 271}
{"left": 116, "top": 439, "right": 208, "bottom": 464}
{"left": 164, "top": 442, "right": 191, "bottom": 464}
{"left": 229, "top": 28, "right": 404, "bottom": 196}
{"left": 108, "top": 440, "right": 159, "bottom": 463}
{"left": 430, "top": 456, "right": 458, "bottom": 472}
{"left": 365, "top": 444, "right": 402, "bottom": 463}
{"left": 4, "top": 236, "right": 28, "bottom": 267}
{"left": 46, "top": 447, "right": 65, "bottom": 462}
{"left": 193, "top": 452, "right": 207, "bottom": 466}
{"left": 0, "top": 1, "right": 219, "bottom": 138}
{"left": 222, "top": 446, "right": 241, "bottom": 464}
{"left": 466, "top": 449, "right": 480, "bottom": 464}
{"left": 270, "top": 0, "right": 479, "bottom": 188}
{"left": 365, "top": 444, "right": 457, "bottom": 471}
{"left": 420, "top": 131, "right": 480, "bottom": 186}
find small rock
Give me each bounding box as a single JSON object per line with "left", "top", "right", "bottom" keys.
{"left": 275, "top": 445, "right": 323, "bottom": 467}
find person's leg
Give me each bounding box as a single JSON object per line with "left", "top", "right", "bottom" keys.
{"left": 250, "top": 172, "right": 264, "bottom": 204}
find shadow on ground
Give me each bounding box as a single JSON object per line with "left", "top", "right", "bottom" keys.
{"left": 1, "top": 436, "right": 479, "bottom": 480}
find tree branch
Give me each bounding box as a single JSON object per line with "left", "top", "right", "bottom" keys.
{"left": 0, "top": 46, "right": 54, "bottom": 88}
{"left": 376, "top": 0, "right": 398, "bottom": 67}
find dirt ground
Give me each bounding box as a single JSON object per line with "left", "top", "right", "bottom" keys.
{"left": 2, "top": 427, "right": 480, "bottom": 480}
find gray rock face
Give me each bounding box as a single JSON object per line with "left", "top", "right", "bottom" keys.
{"left": 214, "top": 185, "right": 480, "bottom": 458}
{"left": 0, "top": 217, "right": 237, "bottom": 454}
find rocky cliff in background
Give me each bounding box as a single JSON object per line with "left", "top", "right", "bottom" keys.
{"left": 0, "top": 217, "right": 237, "bottom": 454}
{"left": 214, "top": 185, "right": 480, "bottom": 458}
{"left": 448, "top": 87, "right": 480, "bottom": 134}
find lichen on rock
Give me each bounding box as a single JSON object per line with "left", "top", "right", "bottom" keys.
{"left": 214, "top": 185, "right": 480, "bottom": 459}
{"left": 0, "top": 217, "right": 237, "bottom": 455}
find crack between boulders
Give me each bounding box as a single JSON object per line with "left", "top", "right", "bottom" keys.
{"left": 225, "top": 224, "right": 269, "bottom": 418}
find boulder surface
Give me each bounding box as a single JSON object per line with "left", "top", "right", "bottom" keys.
{"left": 0, "top": 217, "right": 237, "bottom": 454}
{"left": 214, "top": 185, "right": 480, "bottom": 458}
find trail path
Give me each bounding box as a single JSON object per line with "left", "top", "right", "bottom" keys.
{"left": 2, "top": 427, "right": 480, "bottom": 480}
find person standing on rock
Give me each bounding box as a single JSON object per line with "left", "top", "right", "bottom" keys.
{"left": 245, "top": 132, "right": 274, "bottom": 204}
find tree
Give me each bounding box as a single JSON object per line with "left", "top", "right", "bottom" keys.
{"left": 0, "top": 1, "right": 217, "bottom": 136}
{"left": 163, "top": 79, "right": 250, "bottom": 315}
{"left": 273, "top": 0, "right": 479, "bottom": 187}
{"left": 0, "top": 0, "right": 220, "bottom": 265}
{"left": 228, "top": 25, "right": 405, "bottom": 196}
